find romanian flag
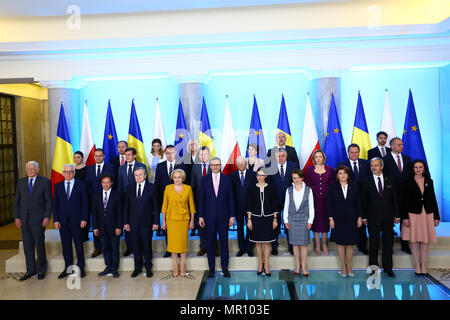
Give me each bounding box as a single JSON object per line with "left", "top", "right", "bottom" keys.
{"left": 198, "top": 97, "right": 216, "bottom": 157}
{"left": 402, "top": 89, "right": 427, "bottom": 162}
{"left": 324, "top": 93, "right": 347, "bottom": 169}
{"left": 51, "top": 103, "right": 75, "bottom": 195}
{"left": 102, "top": 100, "right": 119, "bottom": 164}
{"left": 276, "top": 94, "right": 293, "bottom": 147}
{"left": 128, "top": 99, "right": 148, "bottom": 171}
{"left": 351, "top": 92, "right": 371, "bottom": 159}
{"left": 174, "top": 99, "right": 190, "bottom": 162}
{"left": 246, "top": 95, "right": 267, "bottom": 161}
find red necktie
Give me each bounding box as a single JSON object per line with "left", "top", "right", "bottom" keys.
{"left": 203, "top": 164, "right": 207, "bottom": 177}
{"left": 120, "top": 155, "right": 125, "bottom": 166}
{"left": 397, "top": 155, "right": 402, "bottom": 173}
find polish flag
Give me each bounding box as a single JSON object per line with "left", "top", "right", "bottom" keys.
{"left": 80, "top": 101, "right": 96, "bottom": 166}
{"left": 220, "top": 95, "right": 241, "bottom": 175}
{"left": 380, "top": 89, "right": 397, "bottom": 143}
{"left": 300, "top": 94, "right": 320, "bottom": 170}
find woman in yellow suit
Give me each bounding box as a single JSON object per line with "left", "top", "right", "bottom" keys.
{"left": 161, "top": 169, "right": 196, "bottom": 277}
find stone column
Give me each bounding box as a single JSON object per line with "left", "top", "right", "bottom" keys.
{"left": 178, "top": 82, "right": 205, "bottom": 143}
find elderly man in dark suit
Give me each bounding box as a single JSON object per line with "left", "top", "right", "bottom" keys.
{"left": 199, "top": 157, "right": 235, "bottom": 278}
{"left": 230, "top": 156, "right": 256, "bottom": 257}
{"left": 382, "top": 137, "right": 413, "bottom": 254}
{"left": 92, "top": 173, "right": 122, "bottom": 278}
{"left": 267, "top": 132, "right": 300, "bottom": 169}
{"left": 368, "top": 131, "right": 392, "bottom": 160}
{"left": 338, "top": 143, "right": 371, "bottom": 255}
{"left": 123, "top": 167, "right": 159, "bottom": 278}
{"left": 53, "top": 164, "right": 89, "bottom": 279}
{"left": 14, "top": 161, "right": 52, "bottom": 281}
{"left": 362, "top": 157, "right": 400, "bottom": 278}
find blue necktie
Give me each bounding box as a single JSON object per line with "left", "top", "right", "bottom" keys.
{"left": 128, "top": 164, "right": 133, "bottom": 182}
{"left": 103, "top": 191, "right": 108, "bottom": 210}
{"left": 169, "top": 163, "right": 173, "bottom": 178}
{"left": 137, "top": 184, "right": 142, "bottom": 200}
{"left": 353, "top": 161, "right": 359, "bottom": 181}
{"left": 240, "top": 172, "right": 245, "bottom": 187}
{"left": 280, "top": 164, "right": 285, "bottom": 180}
{"left": 66, "top": 181, "right": 71, "bottom": 200}
{"left": 97, "top": 165, "right": 101, "bottom": 178}
{"left": 378, "top": 177, "right": 383, "bottom": 197}
{"left": 28, "top": 179, "right": 33, "bottom": 196}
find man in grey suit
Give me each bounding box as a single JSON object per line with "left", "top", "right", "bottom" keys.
{"left": 14, "top": 161, "right": 52, "bottom": 281}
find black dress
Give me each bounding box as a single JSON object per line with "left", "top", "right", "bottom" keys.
{"left": 75, "top": 166, "right": 87, "bottom": 180}
{"left": 246, "top": 183, "right": 279, "bottom": 243}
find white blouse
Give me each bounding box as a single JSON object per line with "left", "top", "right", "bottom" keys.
{"left": 283, "top": 182, "right": 315, "bottom": 225}
{"left": 341, "top": 183, "right": 348, "bottom": 199}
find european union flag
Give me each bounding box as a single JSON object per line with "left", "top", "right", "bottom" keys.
{"left": 174, "top": 99, "right": 189, "bottom": 162}
{"left": 246, "top": 95, "right": 267, "bottom": 160}
{"left": 402, "top": 89, "right": 427, "bottom": 162}
{"left": 324, "top": 93, "right": 347, "bottom": 169}
{"left": 102, "top": 100, "right": 119, "bottom": 164}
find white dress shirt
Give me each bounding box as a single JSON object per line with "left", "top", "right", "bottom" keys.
{"left": 349, "top": 159, "right": 359, "bottom": 173}
{"left": 283, "top": 182, "right": 315, "bottom": 225}
{"left": 95, "top": 162, "right": 105, "bottom": 175}
{"left": 103, "top": 188, "right": 112, "bottom": 204}
{"left": 378, "top": 145, "right": 387, "bottom": 157}
{"left": 65, "top": 178, "right": 75, "bottom": 198}
{"left": 278, "top": 162, "right": 287, "bottom": 176}
{"left": 391, "top": 152, "right": 404, "bottom": 170}
{"left": 341, "top": 183, "right": 348, "bottom": 199}
{"left": 373, "top": 173, "right": 384, "bottom": 191}
{"left": 136, "top": 181, "right": 146, "bottom": 198}
{"left": 166, "top": 160, "right": 176, "bottom": 176}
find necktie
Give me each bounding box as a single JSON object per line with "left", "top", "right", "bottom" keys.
{"left": 203, "top": 164, "right": 207, "bottom": 177}
{"left": 280, "top": 164, "right": 285, "bottom": 180}
{"left": 378, "top": 177, "right": 383, "bottom": 197}
{"left": 128, "top": 164, "right": 133, "bottom": 182}
{"left": 28, "top": 178, "right": 33, "bottom": 196}
{"left": 213, "top": 174, "right": 219, "bottom": 197}
{"left": 66, "top": 181, "right": 71, "bottom": 200}
{"left": 97, "top": 165, "right": 101, "bottom": 178}
{"left": 138, "top": 184, "right": 142, "bottom": 199}
{"left": 169, "top": 163, "right": 173, "bottom": 178}
{"left": 381, "top": 147, "right": 386, "bottom": 157}
{"left": 240, "top": 172, "right": 245, "bottom": 187}
{"left": 103, "top": 191, "right": 108, "bottom": 210}
{"left": 397, "top": 155, "right": 403, "bottom": 173}
{"left": 353, "top": 161, "right": 359, "bottom": 180}
{"left": 120, "top": 155, "right": 125, "bottom": 166}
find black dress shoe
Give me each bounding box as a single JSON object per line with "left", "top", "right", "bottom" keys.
{"left": 37, "top": 273, "right": 46, "bottom": 280}
{"left": 197, "top": 249, "right": 207, "bottom": 256}
{"left": 223, "top": 269, "right": 231, "bottom": 278}
{"left": 91, "top": 249, "right": 103, "bottom": 258}
{"left": 402, "top": 247, "right": 412, "bottom": 255}
{"left": 58, "top": 271, "right": 68, "bottom": 279}
{"left": 163, "top": 251, "right": 171, "bottom": 258}
{"left": 80, "top": 268, "right": 86, "bottom": 278}
{"left": 19, "top": 273, "right": 36, "bottom": 281}
{"left": 272, "top": 248, "right": 278, "bottom": 256}
{"left": 131, "top": 270, "right": 141, "bottom": 278}
{"left": 112, "top": 271, "right": 120, "bottom": 278}
{"left": 264, "top": 271, "right": 272, "bottom": 277}
{"left": 236, "top": 250, "right": 245, "bottom": 257}
{"left": 146, "top": 270, "right": 153, "bottom": 278}
{"left": 385, "top": 270, "right": 396, "bottom": 278}
{"left": 247, "top": 250, "right": 254, "bottom": 257}
{"left": 98, "top": 269, "right": 110, "bottom": 276}
{"left": 123, "top": 249, "right": 132, "bottom": 257}
{"left": 156, "top": 230, "right": 162, "bottom": 237}
{"left": 208, "top": 269, "right": 215, "bottom": 278}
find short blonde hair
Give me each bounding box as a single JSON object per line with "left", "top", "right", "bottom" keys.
{"left": 311, "top": 149, "right": 326, "bottom": 165}
{"left": 171, "top": 168, "right": 186, "bottom": 182}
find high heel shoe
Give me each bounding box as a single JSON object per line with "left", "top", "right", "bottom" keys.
{"left": 257, "top": 264, "right": 263, "bottom": 275}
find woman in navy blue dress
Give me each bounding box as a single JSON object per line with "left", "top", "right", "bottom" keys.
{"left": 327, "top": 166, "right": 362, "bottom": 277}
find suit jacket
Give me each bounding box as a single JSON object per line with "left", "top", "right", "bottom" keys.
{"left": 14, "top": 175, "right": 52, "bottom": 225}
{"left": 92, "top": 189, "right": 123, "bottom": 235}
{"left": 338, "top": 158, "right": 371, "bottom": 184}
{"left": 246, "top": 157, "right": 266, "bottom": 172}
{"left": 123, "top": 182, "right": 159, "bottom": 228}
{"left": 230, "top": 169, "right": 257, "bottom": 215}
{"left": 190, "top": 163, "right": 212, "bottom": 211}
{"left": 86, "top": 163, "right": 116, "bottom": 195}
{"left": 405, "top": 178, "right": 440, "bottom": 220}
{"left": 327, "top": 181, "right": 362, "bottom": 222}
{"left": 266, "top": 160, "right": 298, "bottom": 210}
{"left": 110, "top": 155, "right": 127, "bottom": 176}
{"left": 267, "top": 145, "right": 300, "bottom": 168}
{"left": 53, "top": 179, "right": 89, "bottom": 225}
{"left": 154, "top": 161, "right": 186, "bottom": 213}
{"left": 199, "top": 173, "right": 235, "bottom": 223}
{"left": 361, "top": 175, "right": 399, "bottom": 223}
{"left": 368, "top": 146, "right": 392, "bottom": 161}
{"left": 117, "top": 160, "right": 147, "bottom": 194}
{"left": 181, "top": 152, "right": 199, "bottom": 187}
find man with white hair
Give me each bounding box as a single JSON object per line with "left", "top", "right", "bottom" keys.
{"left": 53, "top": 164, "right": 89, "bottom": 279}
{"left": 14, "top": 161, "right": 52, "bottom": 281}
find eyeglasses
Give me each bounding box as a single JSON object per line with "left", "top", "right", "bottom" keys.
{"left": 63, "top": 171, "right": 75, "bottom": 174}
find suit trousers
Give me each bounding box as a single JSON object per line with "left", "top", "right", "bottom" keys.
{"left": 236, "top": 212, "right": 251, "bottom": 252}
{"left": 124, "top": 230, "right": 132, "bottom": 251}
{"left": 205, "top": 219, "right": 229, "bottom": 270}
{"left": 83, "top": 212, "right": 102, "bottom": 250}
{"left": 100, "top": 230, "right": 120, "bottom": 272}
{"left": 21, "top": 222, "right": 47, "bottom": 274}
{"left": 358, "top": 224, "right": 368, "bottom": 250}
{"left": 195, "top": 213, "right": 207, "bottom": 250}
{"left": 368, "top": 220, "right": 394, "bottom": 272}
{"left": 59, "top": 222, "right": 85, "bottom": 269}
{"left": 131, "top": 226, "right": 153, "bottom": 272}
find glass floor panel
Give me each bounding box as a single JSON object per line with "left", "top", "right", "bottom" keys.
{"left": 197, "top": 270, "right": 450, "bottom": 300}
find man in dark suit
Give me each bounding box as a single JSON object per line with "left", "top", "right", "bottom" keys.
{"left": 230, "top": 157, "right": 256, "bottom": 257}
{"left": 362, "top": 157, "right": 400, "bottom": 278}
{"left": 109, "top": 140, "right": 128, "bottom": 175}
{"left": 199, "top": 157, "right": 235, "bottom": 278}
{"left": 266, "top": 148, "right": 298, "bottom": 255}
{"left": 117, "top": 147, "right": 147, "bottom": 256}
{"left": 382, "top": 137, "right": 413, "bottom": 254}
{"left": 14, "top": 161, "right": 52, "bottom": 281}
{"left": 338, "top": 143, "right": 371, "bottom": 254}
{"left": 368, "top": 131, "right": 392, "bottom": 161}
{"left": 53, "top": 164, "right": 89, "bottom": 279}
{"left": 190, "top": 146, "right": 212, "bottom": 256}
{"left": 182, "top": 139, "right": 201, "bottom": 186}
{"left": 85, "top": 148, "right": 116, "bottom": 258}
{"left": 154, "top": 144, "right": 186, "bottom": 257}
{"left": 123, "top": 167, "right": 159, "bottom": 278}
{"left": 267, "top": 132, "right": 300, "bottom": 169}
{"left": 92, "top": 173, "right": 122, "bottom": 278}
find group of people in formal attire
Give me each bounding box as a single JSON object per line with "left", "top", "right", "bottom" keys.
{"left": 14, "top": 130, "right": 440, "bottom": 281}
